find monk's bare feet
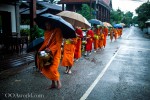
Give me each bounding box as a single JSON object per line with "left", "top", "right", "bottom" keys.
{"left": 65, "top": 66, "right": 69, "bottom": 74}
{"left": 46, "top": 84, "right": 56, "bottom": 90}
{"left": 67, "top": 70, "right": 72, "bottom": 74}
{"left": 57, "top": 81, "right": 62, "bottom": 89}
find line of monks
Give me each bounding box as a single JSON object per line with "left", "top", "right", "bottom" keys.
{"left": 61, "top": 25, "right": 123, "bottom": 74}
{"left": 36, "top": 22, "right": 123, "bottom": 89}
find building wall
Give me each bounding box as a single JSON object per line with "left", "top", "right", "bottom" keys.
{"left": 60, "top": 0, "right": 111, "bottom": 22}
{"left": 0, "top": 4, "right": 16, "bottom": 32}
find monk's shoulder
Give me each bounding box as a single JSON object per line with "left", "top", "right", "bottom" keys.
{"left": 55, "top": 28, "right": 62, "bottom": 33}
{"left": 54, "top": 28, "right": 63, "bottom": 38}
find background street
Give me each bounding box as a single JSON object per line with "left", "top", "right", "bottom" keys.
{"left": 0, "top": 26, "right": 150, "bottom": 100}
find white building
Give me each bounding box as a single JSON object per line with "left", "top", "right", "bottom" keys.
{"left": 0, "top": 0, "right": 20, "bottom": 36}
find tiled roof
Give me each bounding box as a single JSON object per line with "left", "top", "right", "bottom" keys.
{"left": 20, "top": 8, "right": 49, "bottom": 14}
{"left": 38, "top": 2, "right": 62, "bottom": 11}
{"left": 98, "top": 0, "right": 111, "bottom": 9}
{"left": 20, "top": 2, "right": 62, "bottom": 14}
{"left": 59, "top": 0, "right": 96, "bottom": 4}
{"left": 99, "top": 0, "right": 110, "bottom": 6}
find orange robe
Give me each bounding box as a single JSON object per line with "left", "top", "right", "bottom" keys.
{"left": 110, "top": 29, "right": 114, "bottom": 41}
{"left": 103, "top": 27, "right": 108, "bottom": 47}
{"left": 61, "top": 39, "right": 76, "bottom": 67}
{"left": 37, "top": 28, "right": 63, "bottom": 81}
{"left": 99, "top": 33, "right": 104, "bottom": 48}
{"left": 113, "top": 29, "right": 118, "bottom": 40}
{"left": 117, "top": 29, "right": 120, "bottom": 37}
{"left": 118, "top": 28, "right": 123, "bottom": 37}
{"left": 74, "top": 28, "right": 83, "bottom": 59}
{"left": 93, "top": 28, "right": 99, "bottom": 50}
{"left": 85, "top": 30, "right": 94, "bottom": 51}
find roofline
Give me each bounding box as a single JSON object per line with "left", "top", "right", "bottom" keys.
{"left": 58, "top": 0, "right": 96, "bottom": 4}
{"left": 97, "top": 2, "right": 112, "bottom": 11}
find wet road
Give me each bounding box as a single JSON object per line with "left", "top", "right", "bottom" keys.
{"left": 0, "top": 26, "right": 150, "bottom": 100}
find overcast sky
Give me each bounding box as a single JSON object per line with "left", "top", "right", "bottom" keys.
{"left": 112, "top": 0, "right": 148, "bottom": 16}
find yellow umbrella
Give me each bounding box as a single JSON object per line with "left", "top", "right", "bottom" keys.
{"left": 120, "top": 23, "right": 126, "bottom": 26}
{"left": 57, "top": 11, "right": 91, "bottom": 29}
{"left": 103, "top": 22, "right": 112, "bottom": 27}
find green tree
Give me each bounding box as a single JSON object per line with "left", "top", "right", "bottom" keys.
{"left": 132, "top": 16, "right": 138, "bottom": 25}
{"left": 122, "top": 11, "right": 133, "bottom": 27}
{"left": 110, "top": 9, "right": 124, "bottom": 24}
{"left": 136, "top": 1, "right": 150, "bottom": 29}
{"left": 30, "top": 25, "right": 44, "bottom": 42}
{"left": 77, "top": 4, "right": 95, "bottom": 20}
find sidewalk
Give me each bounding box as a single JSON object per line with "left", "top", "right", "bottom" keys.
{"left": 0, "top": 52, "right": 35, "bottom": 80}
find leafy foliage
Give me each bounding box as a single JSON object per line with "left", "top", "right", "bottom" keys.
{"left": 122, "top": 11, "right": 133, "bottom": 27}
{"left": 135, "top": 2, "right": 150, "bottom": 28}
{"left": 110, "top": 9, "right": 133, "bottom": 27}
{"left": 20, "top": 28, "right": 30, "bottom": 36}
{"left": 30, "top": 25, "right": 44, "bottom": 41}
{"left": 132, "top": 16, "right": 138, "bottom": 25}
{"left": 77, "top": 4, "right": 95, "bottom": 20}
{"left": 110, "top": 9, "right": 124, "bottom": 24}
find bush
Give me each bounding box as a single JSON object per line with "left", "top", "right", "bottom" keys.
{"left": 30, "top": 25, "right": 44, "bottom": 41}
{"left": 20, "top": 28, "right": 30, "bottom": 36}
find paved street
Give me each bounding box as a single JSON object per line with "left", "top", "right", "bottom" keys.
{"left": 0, "top": 26, "right": 150, "bottom": 100}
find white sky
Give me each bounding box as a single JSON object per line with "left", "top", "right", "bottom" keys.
{"left": 112, "top": 0, "right": 148, "bottom": 16}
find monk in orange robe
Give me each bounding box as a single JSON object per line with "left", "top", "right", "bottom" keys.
{"left": 85, "top": 29, "right": 94, "bottom": 56}
{"left": 74, "top": 27, "right": 83, "bottom": 61}
{"left": 103, "top": 27, "right": 108, "bottom": 47}
{"left": 117, "top": 28, "right": 121, "bottom": 37}
{"left": 37, "top": 22, "right": 63, "bottom": 89}
{"left": 110, "top": 28, "right": 114, "bottom": 42}
{"left": 99, "top": 29, "right": 104, "bottom": 49}
{"left": 61, "top": 38, "right": 76, "bottom": 74}
{"left": 113, "top": 28, "right": 118, "bottom": 41}
{"left": 93, "top": 25, "right": 99, "bottom": 52}
{"left": 118, "top": 28, "right": 123, "bottom": 37}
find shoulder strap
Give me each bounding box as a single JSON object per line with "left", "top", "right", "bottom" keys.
{"left": 46, "top": 32, "right": 54, "bottom": 48}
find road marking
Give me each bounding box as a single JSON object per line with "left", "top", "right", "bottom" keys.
{"left": 125, "top": 28, "right": 133, "bottom": 39}
{"left": 80, "top": 47, "right": 122, "bottom": 100}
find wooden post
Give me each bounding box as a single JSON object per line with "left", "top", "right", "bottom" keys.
{"left": 30, "top": 0, "right": 36, "bottom": 28}
{"left": 15, "top": 2, "right": 20, "bottom": 37}
{"left": 29, "top": 0, "right": 36, "bottom": 41}
{"left": 62, "top": 4, "right": 64, "bottom": 11}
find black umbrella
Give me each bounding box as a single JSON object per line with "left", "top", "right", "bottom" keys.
{"left": 35, "top": 13, "right": 76, "bottom": 39}
{"left": 88, "top": 19, "right": 103, "bottom": 25}
{"left": 26, "top": 37, "right": 44, "bottom": 52}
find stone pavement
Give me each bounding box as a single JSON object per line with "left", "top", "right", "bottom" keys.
{"left": 0, "top": 52, "right": 35, "bottom": 80}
